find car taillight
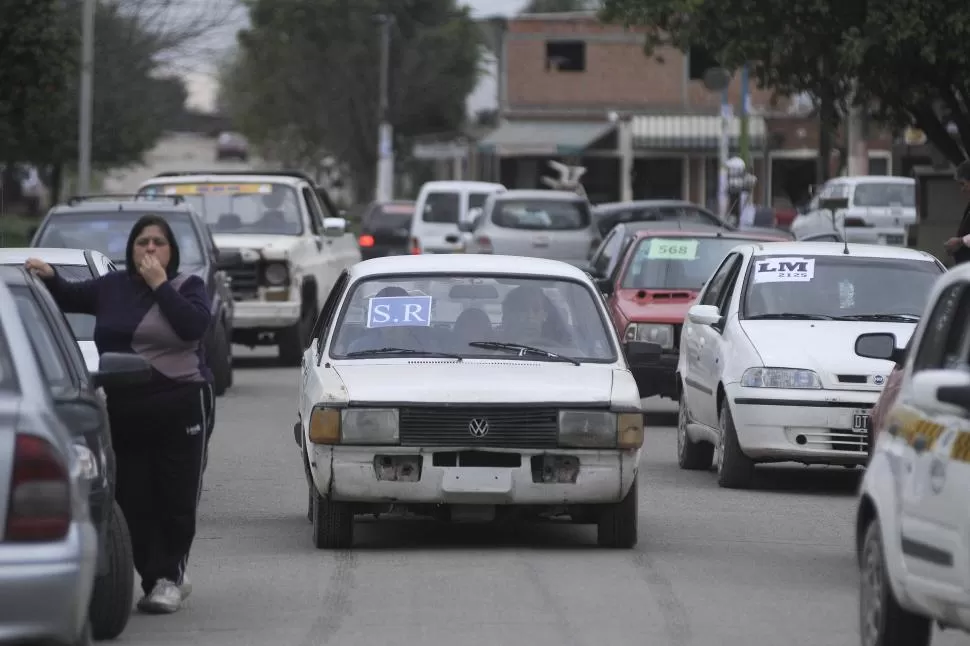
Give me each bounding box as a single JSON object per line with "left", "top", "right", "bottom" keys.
{"left": 358, "top": 234, "right": 375, "bottom": 247}
{"left": 475, "top": 235, "right": 493, "bottom": 253}
{"left": 410, "top": 238, "right": 421, "bottom": 255}
{"left": 5, "top": 434, "right": 71, "bottom": 543}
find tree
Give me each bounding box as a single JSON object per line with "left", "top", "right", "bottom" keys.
{"left": 221, "top": 0, "right": 482, "bottom": 202}
{"left": 522, "top": 0, "right": 597, "bottom": 13}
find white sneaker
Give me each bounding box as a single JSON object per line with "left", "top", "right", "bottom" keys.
{"left": 179, "top": 573, "right": 192, "bottom": 600}
{"left": 137, "top": 579, "right": 182, "bottom": 614}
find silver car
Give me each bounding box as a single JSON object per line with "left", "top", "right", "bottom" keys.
{"left": 461, "top": 190, "right": 600, "bottom": 267}
{"left": 0, "top": 279, "right": 98, "bottom": 646}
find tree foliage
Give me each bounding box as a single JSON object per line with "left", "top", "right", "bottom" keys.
{"left": 601, "top": 0, "right": 970, "bottom": 165}
{"left": 220, "top": 0, "right": 483, "bottom": 202}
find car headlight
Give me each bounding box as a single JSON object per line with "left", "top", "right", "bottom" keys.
{"left": 307, "top": 406, "right": 399, "bottom": 445}
{"left": 73, "top": 442, "right": 99, "bottom": 481}
{"left": 558, "top": 410, "right": 645, "bottom": 449}
{"left": 624, "top": 323, "right": 674, "bottom": 349}
{"left": 263, "top": 262, "right": 289, "bottom": 286}
{"left": 741, "top": 367, "right": 821, "bottom": 389}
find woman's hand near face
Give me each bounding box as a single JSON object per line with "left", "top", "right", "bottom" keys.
{"left": 24, "top": 258, "right": 54, "bottom": 278}
{"left": 138, "top": 254, "right": 168, "bottom": 289}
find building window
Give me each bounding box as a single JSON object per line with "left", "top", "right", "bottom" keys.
{"left": 545, "top": 41, "right": 586, "bottom": 72}
{"left": 868, "top": 156, "right": 889, "bottom": 175}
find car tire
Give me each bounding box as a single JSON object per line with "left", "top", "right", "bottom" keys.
{"left": 596, "top": 476, "right": 638, "bottom": 548}
{"left": 211, "top": 322, "right": 232, "bottom": 396}
{"left": 88, "top": 500, "right": 134, "bottom": 640}
{"left": 859, "top": 519, "right": 932, "bottom": 646}
{"left": 677, "top": 396, "right": 714, "bottom": 470}
{"left": 73, "top": 619, "right": 93, "bottom": 646}
{"left": 311, "top": 488, "right": 354, "bottom": 549}
{"left": 278, "top": 300, "right": 314, "bottom": 367}
{"left": 716, "top": 401, "right": 755, "bottom": 489}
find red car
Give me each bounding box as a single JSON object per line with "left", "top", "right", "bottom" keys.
{"left": 592, "top": 222, "right": 791, "bottom": 400}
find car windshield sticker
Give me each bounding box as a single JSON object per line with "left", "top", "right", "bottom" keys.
{"left": 645, "top": 238, "right": 699, "bottom": 260}
{"left": 752, "top": 257, "right": 815, "bottom": 283}
{"left": 366, "top": 295, "right": 433, "bottom": 328}
{"left": 160, "top": 183, "right": 273, "bottom": 195}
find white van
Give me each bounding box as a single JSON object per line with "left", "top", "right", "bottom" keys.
{"left": 409, "top": 180, "right": 505, "bottom": 254}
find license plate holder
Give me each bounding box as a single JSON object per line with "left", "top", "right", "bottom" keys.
{"left": 441, "top": 468, "right": 513, "bottom": 495}
{"left": 851, "top": 409, "right": 871, "bottom": 434}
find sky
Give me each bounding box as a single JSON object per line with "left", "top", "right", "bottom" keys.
{"left": 183, "top": 0, "right": 528, "bottom": 114}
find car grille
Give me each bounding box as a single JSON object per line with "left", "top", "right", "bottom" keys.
{"left": 226, "top": 262, "right": 259, "bottom": 300}
{"left": 398, "top": 406, "right": 559, "bottom": 448}
{"left": 796, "top": 429, "right": 868, "bottom": 453}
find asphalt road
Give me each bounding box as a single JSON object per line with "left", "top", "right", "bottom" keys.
{"left": 114, "top": 349, "right": 965, "bottom": 646}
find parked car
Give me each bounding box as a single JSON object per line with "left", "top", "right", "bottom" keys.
{"left": 136, "top": 171, "right": 359, "bottom": 365}
{"left": 0, "top": 248, "right": 116, "bottom": 373}
{"left": 462, "top": 190, "right": 600, "bottom": 267}
{"left": 1, "top": 265, "right": 153, "bottom": 640}
{"left": 216, "top": 131, "right": 249, "bottom": 162}
{"left": 592, "top": 200, "right": 733, "bottom": 238}
{"left": 590, "top": 223, "right": 791, "bottom": 400}
{"left": 28, "top": 195, "right": 237, "bottom": 394}
{"left": 357, "top": 200, "right": 414, "bottom": 259}
{"left": 409, "top": 180, "right": 506, "bottom": 255}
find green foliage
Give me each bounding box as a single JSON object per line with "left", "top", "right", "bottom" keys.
{"left": 221, "top": 0, "right": 483, "bottom": 201}
{"left": 600, "top": 0, "right": 970, "bottom": 164}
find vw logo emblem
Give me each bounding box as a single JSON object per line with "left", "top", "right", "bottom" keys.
{"left": 468, "top": 418, "right": 489, "bottom": 438}
{"left": 873, "top": 375, "right": 885, "bottom": 385}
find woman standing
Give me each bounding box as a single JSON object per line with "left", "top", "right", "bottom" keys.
{"left": 25, "top": 214, "right": 214, "bottom": 615}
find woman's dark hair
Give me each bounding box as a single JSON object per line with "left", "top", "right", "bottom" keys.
{"left": 126, "top": 214, "right": 181, "bottom": 279}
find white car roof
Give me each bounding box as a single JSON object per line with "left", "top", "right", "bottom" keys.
{"left": 139, "top": 174, "right": 304, "bottom": 188}
{"left": 0, "top": 247, "right": 94, "bottom": 266}
{"left": 349, "top": 254, "right": 591, "bottom": 282}
{"left": 746, "top": 241, "right": 938, "bottom": 262}
{"left": 418, "top": 181, "right": 505, "bottom": 192}
{"left": 829, "top": 175, "right": 915, "bottom": 185}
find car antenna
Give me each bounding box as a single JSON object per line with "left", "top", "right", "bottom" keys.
{"left": 842, "top": 235, "right": 850, "bottom": 255}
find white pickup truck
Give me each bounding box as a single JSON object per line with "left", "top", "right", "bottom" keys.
{"left": 137, "top": 171, "right": 360, "bottom": 365}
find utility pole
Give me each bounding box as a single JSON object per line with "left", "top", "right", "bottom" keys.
{"left": 375, "top": 15, "right": 394, "bottom": 202}
{"left": 77, "top": 0, "right": 95, "bottom": 195}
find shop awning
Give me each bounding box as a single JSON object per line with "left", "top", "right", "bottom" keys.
{"left": 631, "top": 114, "right": 766, "bottom": 150}
{"left": 478, "top": 120, "right": 615, "bottom": 157}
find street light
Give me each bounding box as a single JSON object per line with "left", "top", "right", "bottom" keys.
{"left": 77, "top": 0, "right": 95, "bottom": 194}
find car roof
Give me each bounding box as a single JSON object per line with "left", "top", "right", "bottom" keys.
{"left": 630, "top": 227, "right": 788, "bottom": 241}
{"left": 594, "top": 199, "right": 700, "bottom": 213}
{"left": 140, "top": 172, "right": 305, "bottom": 188}
{"left": 49, "top": 199, "right": 193, "bottom": 214}
{"left": 350, "top": 253, "right": 591, "bottom": 282}
{"left": 830, "top": 175, "right": 915, "bottom": 184}
{"left": 621, "top": 221, "right": 727, "bottom": 235}
{"left": 746, "top": 241, "right": 939, "bottom": 260}
{"left": 419, "top": 181, "right": 505, "bottom": 191}
{"left": 494, "top": 189, "right": 585, "bottom": 201}
{"left": 0, "top": 247, "right": 93, "bottom": 266}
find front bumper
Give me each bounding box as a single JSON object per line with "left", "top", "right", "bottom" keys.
{"left": 727, "top": 384, "right": 878, "bottom": 464}
{"left": 231, "top": 299, "right": 301, "bottom": 329}
{"left": 624, "top": 344, "right": 678, "bottom": 399}
{"left": 0, "top": 521, "right": 98, "bottom": 645}
{"left": 309, "top": 445, "right": 638, "bottom": 505}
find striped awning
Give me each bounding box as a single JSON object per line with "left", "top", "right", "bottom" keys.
{"left": 631, "top": 115, "right": 766, "bottom": 150}
{"left": 478, "top": 120, "right": 615, "bottom": 157}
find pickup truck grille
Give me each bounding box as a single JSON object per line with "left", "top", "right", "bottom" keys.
{"left": 226, "top": 262, "right": 259, "bottom": 300}
{"left": 399, "top": 406, "right": 559, "bottom": 448}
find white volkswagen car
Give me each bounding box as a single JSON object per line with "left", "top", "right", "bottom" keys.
{"left": 0, "top": 248, "right": 116, "bottom": 373}
{"left": 297, "top": 254, "right": 659, "bottom": 549}
{"left": 854, "top": 263, "right": 970, "bottom": 646}
{"left": 675, "top": 241, "right": 944, "bottom": 488}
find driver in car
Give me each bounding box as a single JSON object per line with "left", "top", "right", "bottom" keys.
{"left": 498, "top": 285, "right": 568, "bottom": 345}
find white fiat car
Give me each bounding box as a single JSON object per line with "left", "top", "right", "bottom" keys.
{"left": 854, "top": 263, "right": 970, "bottom": 646}
{"left": 296, "top": 254, "right": 658, "bottom": 549}
{"left": 675, "top": 241, "right": 944, "bottom": 488}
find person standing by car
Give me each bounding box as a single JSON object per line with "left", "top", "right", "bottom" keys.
{"left": 23, "top": 213, "right": 214, "bottom": 615}
{"left": 943, "top": 160, "right": 970, "bottom": 264}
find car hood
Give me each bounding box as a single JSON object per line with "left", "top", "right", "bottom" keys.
{"left": 332, "top": 361, "right": 617, "bottom": 405}
{"left": 615, "top": 289, "right": 698, "bottom": 323}
{"left": 738, "top": 320, "right": 917, "bottom": 390}
{"left": 79, "top": 340, "right": 98, "bottom": 374}
{"left": 213, "top": 234, "right": 301, "bottom": 257}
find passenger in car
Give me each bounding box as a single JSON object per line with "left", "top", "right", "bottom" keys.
{"left": 499, "top": 285, "right": 570, "bottom": 344}
{"left": 452, "top": 307, "right": 493, "bottom": 347}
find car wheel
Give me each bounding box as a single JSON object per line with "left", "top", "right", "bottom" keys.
{"left": 73, "top": 619, "right": 93, "bottom": 646}
{"left": 311, "top": 488, "right": 354, "bottom": 549}
{"left": 716, "top": 401, "right": 755, "bottom": 489}
{"left": 677, "top": 396, "right": 714, "bottom": 470}
{"left": 596, "top": 475, "right": 638, "bottom": 548}
{"left": 859, "top": 519, "right": 931, "bottom": 646}
{"left": 88, "top": 501, "right": 134, "bottom": 640}
{"left": 278, "top": 300, "right": 314, "bottom": 367}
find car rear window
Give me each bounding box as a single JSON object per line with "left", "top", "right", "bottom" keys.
{"left": 492, "top": 200, "right": 590, "bottom": 231}
{"left": 421, "top": 192, "right": 460, "bottom": 223}
{"left": 367, "top": 203, "right": 413, "bottom": 230}
{"left": 852, "top": 183, "right": 915, "bottom": 208}
{"left": 468, "top": 193, "right": 491, "bottom": 210}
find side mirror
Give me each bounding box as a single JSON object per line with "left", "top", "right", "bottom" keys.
{"left": 687, "top": 304, "right": 721, "bottom": 326}
{"left": 854, "top": 332, "right": 905, "bottom": 363}
{"left": 92, "top": 352, "right": 151, "bottom": 389}
{"left": 912, "top": 369, "right": 970, "bottom": 413}
{"left": 457, "top": 219, "right": 475, "bottom": 233}
{"left": 625, "top": 340, "right": 662, "bottom": 363}
{"left": 216, "top": 249, "right": 242, "bottom": 269}
{"left": 322, "top": 217, "right": 346, "bottom": 237}
{"left": 595, "top": 276, "right": 614, "bottom": 295}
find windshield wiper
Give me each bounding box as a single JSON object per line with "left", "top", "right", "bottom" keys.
{"left": 467, "top": 340, "right": 581, "bottom": 366}
{"left": 745, "top": 313, "right": 837, "bottom": 320}
{"left": 833, "top": 313, "right": 920, "bottom": 322}
{"left": 345, "top": 347, "right": 463, "bottom": 361}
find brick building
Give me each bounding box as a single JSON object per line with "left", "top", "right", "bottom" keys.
{"left": 477, "top": 11, "right": 893, "bottom": 209}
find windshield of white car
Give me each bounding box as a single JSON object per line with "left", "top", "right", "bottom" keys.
{"left": 491, "top": 200, "right": 590, "bottom": 231}
{"left": 36, "top": 211, "right": 205, "bottom": 266}
{"left": 329, "top": 274, "right": 617, "bottom": 362}
{"left": 138, "top": 182, "right": 304, "bottom": 236}
{"left": 852, "top": 183, "right": 915, "bottom": 208}
{"left": 622, "top": 236, "right": 763, "bottom": 290}
{"left": 742, "top": 255, "right": 940, "bottom": 320}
